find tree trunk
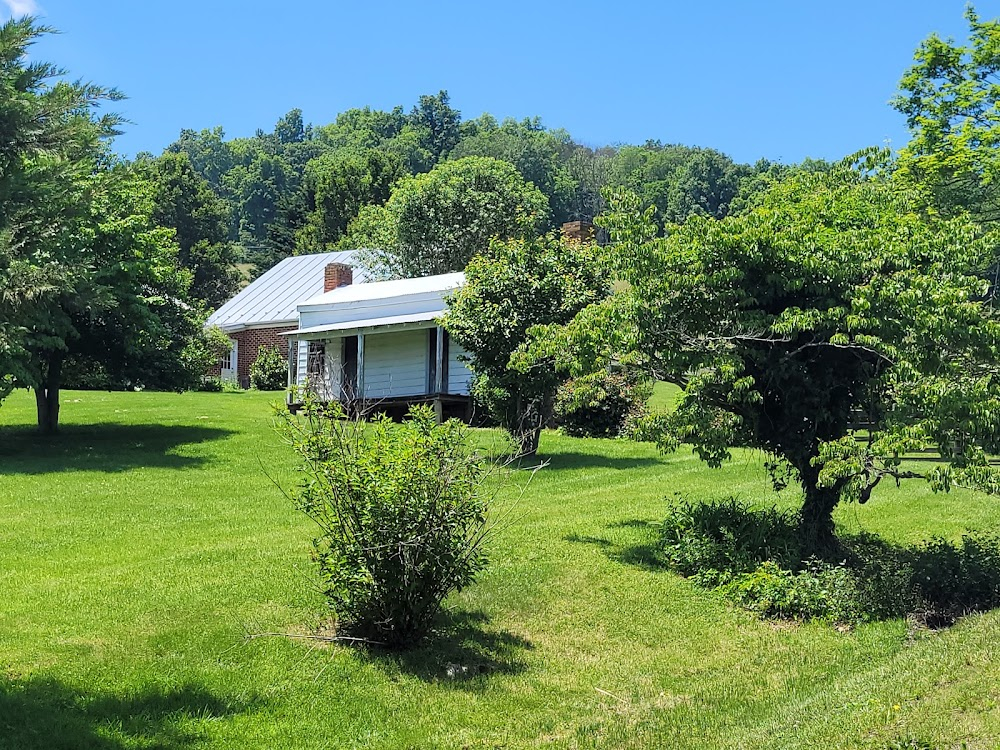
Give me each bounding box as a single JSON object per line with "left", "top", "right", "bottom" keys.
{"left": 34, "top": 355, "right": 62, "bottom": 435}
{"left": 796, "top": 462, "right": 840, "bottom": 554}
{"left": 517, "top": 425, "right": 542, "bottom": 457}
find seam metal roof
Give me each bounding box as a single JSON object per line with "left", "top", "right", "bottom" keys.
{"left": 205, "top": 251, "right": 369, "bottom": 331}
{"left": 298, "top": 272, "right": 464, "bottom": 308}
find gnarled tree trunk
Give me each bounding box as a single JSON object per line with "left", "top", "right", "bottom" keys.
{"left": 796, "top": 461, "right": 841, "bottom": 554}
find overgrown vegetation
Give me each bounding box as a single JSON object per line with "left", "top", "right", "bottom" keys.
{"left": 660, "top": 497, "right": 1000, "bottom": 626}
{"left": 278, "top": 398, "right": 501, "bottom": 647}
{"left": 553, "top": 369, "right": 652, "bottom": 438}
{"left": 249, "top": 344, "right": 286, "bottom": 390}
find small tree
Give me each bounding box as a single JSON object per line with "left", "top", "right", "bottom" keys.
{"left": 249, "top": 344, "right": 286, "bottom": 390}
{"left": 278, "top": 399, "right": 501, "bottom": 647}
{"left": 531, "top": 154, "right": 1000, "bottom": 551}
{"left": 444, "top": 233, "right": 608, "bottom": 456}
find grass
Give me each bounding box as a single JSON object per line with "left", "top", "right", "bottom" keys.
{"left": 0, "top": 388, "right": 998, "bottom": 749}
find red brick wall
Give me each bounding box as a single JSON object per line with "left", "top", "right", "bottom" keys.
{"left": 324, "top": 263, "right": 353, "bottom": 292}
{"left": 231, "top": 326, "right": 295, "bottom": 388}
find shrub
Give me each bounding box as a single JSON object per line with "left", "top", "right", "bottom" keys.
{"left": 249, "top": 344, "right": 286, "bottom": 390}
{"left": 278, "top": 398, "right": 498, "bottom": 647}
{"left": 197, "top": 376, "right": 223, "bottom": 392}
{"left": 911, "top": 533, "right": 1000, "bottom": 621}
{"left": 554, "top": 370, "right": 652, "bottom": 438}
{"left": 659, "top": 497, "right": 1000, "bottom": 627}
{"left": 660, "top": 496, "right": 800, "bottom": 584}
{"left": 720, "top": 560, "right": 865, "bottom": 623}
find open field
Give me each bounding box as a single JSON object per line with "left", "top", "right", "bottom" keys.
{"left": 1, "top": 389, "right": 998, "bottom": 749}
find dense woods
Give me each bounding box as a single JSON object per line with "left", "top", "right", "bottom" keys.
{"left": 157, "top": 91, "right": 783, "bottom": 283}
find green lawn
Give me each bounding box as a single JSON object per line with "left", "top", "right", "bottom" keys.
{"left": 0, "top": 389, "right": 998, "bottom": 749}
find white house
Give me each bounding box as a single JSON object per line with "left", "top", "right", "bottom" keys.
{"left": 283, "top": 271, "right": 475, "bottom": 421}
{"left": 205, "top": 251, "right": 366, "bottom": 387}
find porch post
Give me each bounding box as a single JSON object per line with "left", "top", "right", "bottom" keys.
{"left": 356, "top": 333, "right": 365, "bottom": 403}
{"left": 435, "top": 325, "right": 445, "bottom": 394}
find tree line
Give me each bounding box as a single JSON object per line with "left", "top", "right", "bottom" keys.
{"left": 157, "top": 93, "right": 794, "bottom": 287}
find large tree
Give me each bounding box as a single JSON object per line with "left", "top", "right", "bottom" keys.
{"left": 451, "top": 116, "right": 579, "bottom": 224}
{"left": 894, "top": 6, "right": 1000, "bottom": 223}
{"left": 444, "top": 232, "right": 608, "bottom": 456}
{"left": 349, "top": 156, "right": 549, "bottom": 279}
{"left": 608, "top": 143, "right": 749, "bottom": 229}
{"left": 296, "top": 148, "right": 403, "bottom": 253}
{"left": 0, "top": 18, "right": 208, "bottom": 432}
{"left": 139, "top": 152, "right": 239, "bottom": 308}
{"left": 530, "top": 154, "right": 1000, "bottom": 551}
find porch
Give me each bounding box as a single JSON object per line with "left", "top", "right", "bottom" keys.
{"left": 283, "top": 320, "right": 473, "bottom": 422}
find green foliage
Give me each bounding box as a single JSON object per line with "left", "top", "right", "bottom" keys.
{"left": 0, "top": 21, "right": 211, "bottom": 429}
{"left": 350, "top": 156, "right": 549, "bottom": 279}
{"left": 278, "top": 400, "right": 497, "bottom": 647}
{"left": 660, "top": 497, "right": 1000, "bottom": 626}
{"left": 249, "top": 344, "right": 286, "bottom": 391}
{"left": 910, "top": 534, "right": 1000, "bottom": 617}
{"left": 408, "top": 90, "right": 460, "bottom": 163}
{"left": 607, "top": 142, "right": 749, "bottom": 228}
{"left": 553, "top": 369, "right": 652, "bottom": 438}
{"left": 660, "top": 497, "right": 801, "bottom": 582}
{"left": 138, "top": 151, "right": 239, "bottom": 308}
{"left": 451, "top": 116, "right": 579, "bottom": 225}
{"left": 444, "top": 232, "right": 608, "bottom": 455}
{"left": 532, "top": 154, "right": 1000, "bottom": 550}
{"left": 719, "top": 560, "right": 864, "bottom": 623}
{"left": 296, "top": 148, "right": 402, "bottom": 252}
{"left": 894, "top": 7, "right": 1000, "bottom": 222}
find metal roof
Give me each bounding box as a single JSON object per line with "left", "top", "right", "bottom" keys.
{"left": 284, "top": 310, "right": 441, "bottom": 338}
{"left": 298, "top": 272, "right": 465, "bottom": 308}
{"left": 205, "top": 251, "right": 369, "bottom": 332}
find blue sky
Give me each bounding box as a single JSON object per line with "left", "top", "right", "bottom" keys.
{"left": 2, "top": 0, "right": 992, "bottom": 164}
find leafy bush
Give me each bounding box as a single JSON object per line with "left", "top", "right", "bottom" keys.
{"left": 249, "top": 344, "right": 286, "bottom": 390}
{"left": 659, "top": 497, "right": 1000, "bottom": 626}
{"left": 720, "top": 560, "right": 865, "bottom": 623}
{"left": 911, "top": 533, "right": 1000, "bottom": 620}
{"left": 279, "top": 398, "right": 498, "bottom": 647}
{"left": 197, "top": 376, "right": 223, "bottom": 392}
{"left": 553, "top": 370, "right": 652, "bottom": 438}
{"left": 660, "top": 497, "right": 800, "bottom": 584}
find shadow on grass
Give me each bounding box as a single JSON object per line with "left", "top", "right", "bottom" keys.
{"left": 565, "top": 520, "right": 667, "bottom": 572}
{"left": 0, "top": 676, "right": 259, "bottom": 749}
{"left": 539, "top": 451, "right": 662, "bottom": 472}
{"left": 365, "top": 610, "right": 533, "bottom": 686}
{"left": 0, "top": 423, "right": 235, "bottom": 475}
{"left": 571, "top": 502, "right": 1000, "bottom": 626}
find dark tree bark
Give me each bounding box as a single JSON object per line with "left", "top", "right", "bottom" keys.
{"left": 33, "top": 354, "right": 62, "bottom": 434}
{"left": 795, "top": 460, "right": 841, "bottom": 554}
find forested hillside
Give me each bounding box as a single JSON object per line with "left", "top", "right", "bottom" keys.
{"left": 152, "top": 91, "right": 787, "bottom": 285}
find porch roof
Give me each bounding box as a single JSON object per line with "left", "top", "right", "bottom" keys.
{"left": 282, "top": 310, "right": 441, "bottom": 338}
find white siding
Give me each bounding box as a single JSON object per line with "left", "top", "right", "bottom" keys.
{"left": 447, "top": 340, "right": 473, "bottom": 395}
{"left": 295, "top": 340, "right": 309, "bottom": 387}
{"left": 363, "top": 330, "right": 429, "bottom": 399}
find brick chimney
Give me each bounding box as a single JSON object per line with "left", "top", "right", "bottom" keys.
{"left": 324, "top": 263, "right": 353, "bottom": 292}
{"left": 561, "top": 220, "right": 595, "bottom": 243}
